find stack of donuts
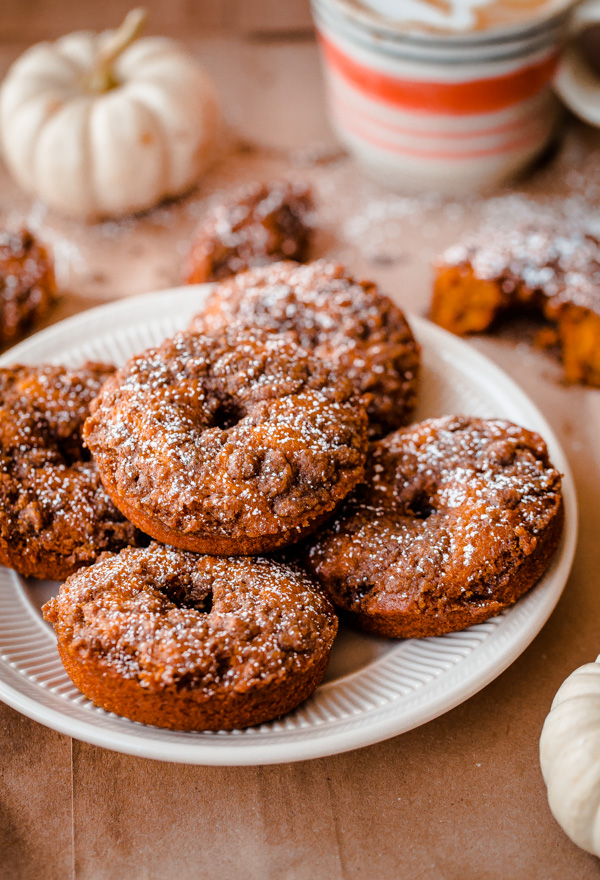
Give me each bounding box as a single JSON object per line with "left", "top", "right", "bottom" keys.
{"left": 0, "top": 195, "right": 564, "bottom": 732}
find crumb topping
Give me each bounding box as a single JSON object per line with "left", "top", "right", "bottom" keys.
{"left": 84, "top": 327, "right": 368, "bottom": 540}
{"left": 0, "top": 364, "right": 139, "bottom": 576}
{"left": 0, "top": 229, "right": 56, "bottom": 343}
{"left": 43, "top": 544, "right": 338, "bottom": 695}
{"left": 186, "top": 181, "right": 314, "bottom": 283}
{"left": 191, "top": 260, "right": 420, "bottom": 437}
{"left": 305, "top": 416, "right": 563, "bottom": 617}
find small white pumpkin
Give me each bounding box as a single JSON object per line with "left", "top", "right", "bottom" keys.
{"left": 0, "top": 9, "right": 220, "bottom": 219}
{"left": 540, "top": 656, "right": 600, "bottom": 855}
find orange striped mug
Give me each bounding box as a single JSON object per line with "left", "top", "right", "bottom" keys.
{"left": 311, "top": 0, "right": 600, "bottom": 191}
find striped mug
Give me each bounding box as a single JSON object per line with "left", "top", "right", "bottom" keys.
{"left": 311, "top": 0, "right": 600, "bottom": 191}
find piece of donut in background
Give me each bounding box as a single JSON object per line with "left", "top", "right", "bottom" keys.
{"left": 83, "top": 326, "right": 368, "bottom": 555}
{"left": 185, "top": 180, "right": 314, "bottom": 283}
{"left": 43, "top": 544, "right": 338, "bottom": 731}
{"left": 0, "top": 229, "right": 56, "bottom": 345}
{"left": 302, "top": 415, "right": 564, "bottom": 638}
{"left": 0, "top": 363, "right": 141, "bottom": 580}
{"left": 431, "top": 225, "right": 600, "bottom": 387}
{"left": 190, "top": 260, "right": 420, "bottom": 439}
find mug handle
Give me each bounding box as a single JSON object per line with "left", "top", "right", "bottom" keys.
{"left": 555, "top": 0, "right": 600, "bottom": 126}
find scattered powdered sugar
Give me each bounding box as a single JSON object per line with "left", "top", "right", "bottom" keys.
{"left": 0, "top": 114, "right": 598, "bottom": 318}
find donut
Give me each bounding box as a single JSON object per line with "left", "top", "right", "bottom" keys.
{"left": 186, "top": 180, "right": 314, "bottom": 283}
{"left": 0, "top": 229, "right": 55, "bottom": 344}
{"left": 431, "top": 225, "right": 600, "bottom": 386}
{"left": 190, "top": 260, "right": 420, "bottom": 438}
{"left": 42, "top": 543, "right": 338, "bottom": 730}
{"left": 303, "top": 416, "right": 564, "bottom": 638}
{"left": 83, "top": 327, "right": 368, "bottom": 555}
{"left": 0, "top": 363, "right": 141, "bottom": 580}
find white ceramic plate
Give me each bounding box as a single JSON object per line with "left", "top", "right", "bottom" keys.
{"left": 0, "top": 286, "right": 577, "bottom": 765}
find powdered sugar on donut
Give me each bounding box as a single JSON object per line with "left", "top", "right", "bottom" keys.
{"left": 44, "top": 544, "right": 338, "bottom": 696}
{"left": 439, "top": 227, "right": 600, "bottom": 312}
{"left": 191, "top": 260, "right": 419, "bottom": 438}
{"left": 83, "top": 327, "right": 368, "bottom": 547}
{"left": 304, "top": 416, "right": 563, "bottom": 638}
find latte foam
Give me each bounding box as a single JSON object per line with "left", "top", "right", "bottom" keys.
{"left": 352, "top": 0, "right": 570, "bottom": 34}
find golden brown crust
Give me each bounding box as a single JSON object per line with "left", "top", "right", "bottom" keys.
{"left": 0, "top": 229, "right": 56, "bottom": 345}
{"left": 55, "top": 643, "right": 332, "bottom": 731}
{"left": 190, "top": 260, "right": 420, "bottom": 438}
{"left": 303, "top": 416, "right": 564, "bottom": 638}
{"left": 84, "top": 327, "right": 368, "bottom": 555}
{"left": 93, "top": 479, "right": 342, "bottom": 555}
{"left": 0, "top": 363, "right": 141, "bottom": 580}
{"left": 43, "top": 545, "right": 338, "bottom": 730}
{"left": 186, "top": 181, "right": 314, "bottom": 283}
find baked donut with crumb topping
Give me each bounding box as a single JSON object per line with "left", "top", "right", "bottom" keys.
{"left": 190, "top": 260, "right": 420, "bottom": 438}
{"left": 83, "top": 327, "right": 368, "bottom": 555}
{"left": 186, "top": 180, "right": 314, "bottom": 283}
{"left": 43, "top": 543, "right": 338, "bottom": 730}
{"left": 303, "top": 416, "right": 564, "bottom": 638}
{"left": 0, "top": 363, "right": 140, "bottom": 580}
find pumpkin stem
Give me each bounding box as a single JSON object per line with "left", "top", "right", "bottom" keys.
{"left": 87, "top": 8, "right": 148, "bottom": 93}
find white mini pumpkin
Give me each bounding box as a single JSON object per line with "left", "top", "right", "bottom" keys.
{"left": 0, "top": 10, "right": 220, "bottom": 219}
{"left": 540, "top": 656, "right": 600, "bottom": 855}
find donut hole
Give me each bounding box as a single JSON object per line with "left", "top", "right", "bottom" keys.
{"left": 407, "top": 491, "right": 435, "bottom": 520}
{"left": 212, "top": 399, "right": 246, "bottom": 431}
{"left": 165, "top": 583, "right": 213, "bottom": 614}
{"left": 197, "top": 590, "right": 213, "bottom": 614}
{"left": 56, "top": 433, "right": 91, "bottom": 464}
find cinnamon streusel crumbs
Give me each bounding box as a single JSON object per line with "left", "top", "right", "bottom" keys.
{"left": 303, "top": 416, "right": 563, "bottom": 638}
{"left": 0, "top": 363, "right": 140, "bottom": 579}
{"left": 190, "top": 260, "right": 419, "bottom": 438}
{"left": 84, "top": 326, "right": 368, "bottom": 554}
